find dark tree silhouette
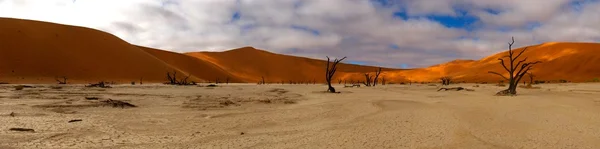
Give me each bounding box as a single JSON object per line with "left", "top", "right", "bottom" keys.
{"left": 165, "top": 71, "right": 194, "bottom": 85}
{"left": 440, "top": 76, "right": 451, "bottom": 86}
{"left": 139, "top": 77, "right": 143, "bottom": 85}
{"left": 372, "top": 67, "right": 382, "bottom": 86}
{"left": 527, "top": 72, "right": 535, "bottom": 85}
{"left": 258, "top": 76, "right": 265, "bottom": 85}
{"left": 55, "top": 76, "right": 67, "bottom": 84}
{"left": 488, "top": 37, "right": 541, "bottom": 96}
{"left": 226, "top": 77, "right": 230, "bottom": 84}
{"left": 325, "top": 56, "right": 347, "bottom": 93}
{"left": 363, "top": 73, "right": 373, "bottom": 86}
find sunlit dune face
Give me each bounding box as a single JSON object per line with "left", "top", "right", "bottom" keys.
{"left": 538, "top": 48, "right": 579, "bottom": 61}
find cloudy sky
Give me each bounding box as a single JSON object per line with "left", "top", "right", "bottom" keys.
{"left": 1, "top": 0, "right": 600, "bottom": 68}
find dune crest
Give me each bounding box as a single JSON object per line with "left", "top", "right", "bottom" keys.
{"left": 1, "top": 17, "right": 599, "bottom": 84}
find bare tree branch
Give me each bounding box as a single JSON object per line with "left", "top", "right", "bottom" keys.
{"left": 488, "top": 71, "right": 509, "bottom": 80}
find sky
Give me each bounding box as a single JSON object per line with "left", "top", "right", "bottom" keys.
{"left": 1, "top": 0, "right": 600, "bottom": 68}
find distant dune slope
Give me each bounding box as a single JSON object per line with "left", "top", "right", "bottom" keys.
{"left": 0, "top": 18, "right": 187, "bottom": 83}
{"left": 138, "top": 46, "right": 242, "bottom": 83}
{"left": 394, "top": 42, "right": 600, "bottom": 83}
{"left": 185, "top": 47, "right": 398, "bottom": 83}
{"left": 1, "top": 17, "right": 599, "bottom": 84}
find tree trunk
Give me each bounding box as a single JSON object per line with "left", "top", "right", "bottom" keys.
{"left": 328, "top": 84, "right": 336, "bottom": 93}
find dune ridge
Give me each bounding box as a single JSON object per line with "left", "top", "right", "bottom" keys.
{"left": 1, "top": 17, "right": 599, "bottom": 84}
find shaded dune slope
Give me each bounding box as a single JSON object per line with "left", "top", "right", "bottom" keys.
{"left": 1, "top": 17, "right": 599, "bottom": 84}
{"left": 138, "top": 46, "right": 242, "bottom": 83}
{"left": 0, "top": 18, "right": 189, "bottom": 83}
{"left": 186, "top": 47, "right": 398, "bottom": 83}
{"left": 398, "top": 42, "right": 600, "bottom": 83}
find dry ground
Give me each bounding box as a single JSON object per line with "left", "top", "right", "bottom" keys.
{"left": 1, "top": 83, "right": 600, "bottom": 149}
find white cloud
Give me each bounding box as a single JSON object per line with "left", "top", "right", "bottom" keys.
{"left": 1, "top": 0, "right": 600, "bottom": 68}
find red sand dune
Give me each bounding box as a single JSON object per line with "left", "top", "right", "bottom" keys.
{"left": 0, "top": 18, "right": 192, "bottom": 83}
{"left": 138, "top": 46, "right": 241, "bottom": 83}
{"left": 1, "top": 17, "right": 600, "bottom": 84}
{"left": 394, "top": 42, "right": 600, "bottom": 83}
{"left": 186, "top": 47, "right": 397, "bottom": 83}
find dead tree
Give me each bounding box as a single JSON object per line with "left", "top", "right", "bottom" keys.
{"left": 55, "top": 76, "right": 67, "bottom": 84}
{"left": 166, "top": 71, "right": 177, "bottom": 84}
{"left": 258, "top": 76, "right": 265, "bottom": 85}
{"left": 488, "top": 37, "right": 541, "bottom": 96}
{"left": 325, "top": 56, "right": 347, "bottom": 93}
{"left": 373, "top": 67, "right": 382, "bottom": 86}
{"left": 338, "top": 79, "right": 342, "bottom": 84}
{"left": 527, "top": 72, "right": 535, "bottom": 85}
{"left": 381, "top": 76, "right": 386, "bottom": 85}
{"left": 226, "top": 77, "right": 230, "bottom": 84}
{"left": 440, "top": 76, "right": 451, "bottom": 85}
{"left": 165, "top": 71, "right": 194, "bottom": 85}
{"left": 139, "top": 77, "right": 143, "bottom": 85}
{"left": 363, "top": 73, "right": 373, "bottom": 86}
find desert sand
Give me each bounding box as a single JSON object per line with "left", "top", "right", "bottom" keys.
{"left": 2, "top": 83, "right": 600, "bottom": 148}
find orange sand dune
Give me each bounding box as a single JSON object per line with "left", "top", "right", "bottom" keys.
{"left": 2, "top": 17, "right": 600, "bottom": 84}
{"left": 394, "top": 42, "right": 600, "bottom": 83}
{"left": 138, "top": 46, "right": 242, "bottom": 83}
{"left": 186, "top": 47, "right": 398, "bottom": 83}
{"left": 0, "top": 18, "right": 189, "bottom": 83}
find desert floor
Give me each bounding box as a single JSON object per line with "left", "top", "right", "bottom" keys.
{"left": 1, "top": 83, "right": 600, "bottom": 149}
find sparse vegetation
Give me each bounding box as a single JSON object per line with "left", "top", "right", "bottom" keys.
{"left": 325, "top": 56, "right": 346, "bottom": 93}
{"left": 258, "top": 76, "right": 266, "bottom": 85}
{"left": 527, "top": 72, "right": 535, "bottom": 85}
{"left": 488, "top": 37, "right": 541, "bottom": 96}
{"left": 440, "top": 76, "right": 451, "bottom": 86}
{"left": 373, "top": 68, "right": 382, "bottom": 86}
{"left": 165, "top": 71, "right": 196, "bottom": 85}
{"left": 55, "top": 76, "right": 67, "bottom": 84}
{"left": 363, "top": 73, "right": 373, "bottom": 86}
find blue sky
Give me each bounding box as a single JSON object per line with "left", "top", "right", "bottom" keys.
{"left": 1, "top": 0, "right": 600, "bottom": 68}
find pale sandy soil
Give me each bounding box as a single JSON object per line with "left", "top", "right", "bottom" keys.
{"left": 1, "top": 83, "right": 600, "bottom": 149}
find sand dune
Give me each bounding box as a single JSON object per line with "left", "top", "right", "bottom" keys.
{"left": 0, "top": 18, "right": 187, "bottom": 84}
{"left": 399, "top": 42, "right": 600, "bottom": 83}
{"left": 1, "top": 17, "right": 600, "bottom": 84}
{"left": 138, "top": 46, "right": 241, "bottom": 83}
{"left": 186, "top": 47, "right": 397, "bottom": 83}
